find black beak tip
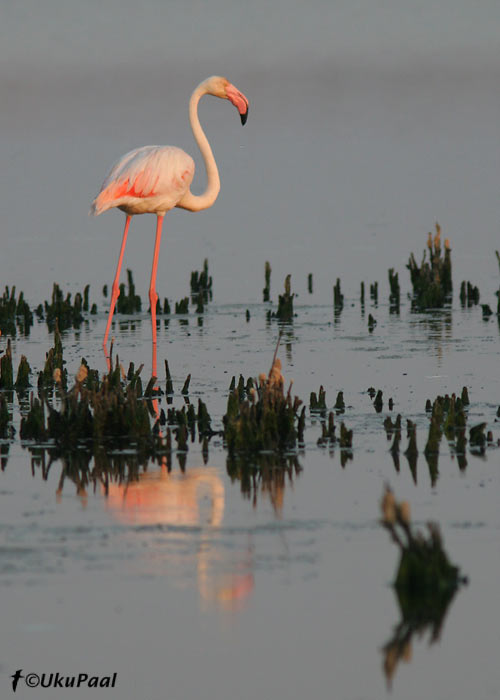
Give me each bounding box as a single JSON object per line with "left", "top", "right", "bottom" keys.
{"left": 240, "top": 109, "right": 248, "bottom": 126}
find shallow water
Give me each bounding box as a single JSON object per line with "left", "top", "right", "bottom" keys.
{"left": 1, "top": 291, "right": 500, "bottom": 700}
{"left": 2, "top": 1, "right": 500, "bottom": 697}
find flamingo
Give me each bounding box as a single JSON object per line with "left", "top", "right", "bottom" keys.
{"left": 90, "top": 75, "right": 249, "bottom": 375}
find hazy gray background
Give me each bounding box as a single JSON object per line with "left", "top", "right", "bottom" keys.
{"left": 1, "top": 0, "right": 500, "bottom": 307}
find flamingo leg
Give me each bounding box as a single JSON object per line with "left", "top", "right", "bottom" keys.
{"left": 149, "top": 214, "right": 164, "bottom": 379}
{"left": 103, "top": 215, "right": 132, "bottom": 355}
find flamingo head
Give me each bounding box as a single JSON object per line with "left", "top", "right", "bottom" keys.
{"left": 204, "top": 76, "right": 249, "bottom": 125}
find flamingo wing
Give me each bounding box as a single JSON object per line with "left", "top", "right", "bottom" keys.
{"left": 91, "top": 145, "right": 195, "bottom": 215}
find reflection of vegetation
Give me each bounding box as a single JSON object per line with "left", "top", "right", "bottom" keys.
{"left": 0, "top": 442, "right": 9, "bottom": 470}
{"left": 227, "top": 452, "right": 302, "bottom": 513}
{"left": 382, "top": 581, "right": 460, "bottom": 689}
{"left": 380, "top": 486, "right": 467, "bottom": 687}
{"left": 27, "top": 444, "right": 150, "bottom": 496}
{"left": 407, "top": 224, "right": 452, "bottom": 311}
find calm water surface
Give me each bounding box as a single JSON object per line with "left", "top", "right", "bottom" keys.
{"left": 1, "top": 298, "right": 500, "bottom": 700}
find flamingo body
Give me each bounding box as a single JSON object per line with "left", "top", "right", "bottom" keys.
{"left": 91, "top": 145, "right": 195, "bottom": 216}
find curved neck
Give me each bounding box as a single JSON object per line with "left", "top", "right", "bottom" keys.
{"left": 180, "top": 83, "right": 221, "bottom": 212}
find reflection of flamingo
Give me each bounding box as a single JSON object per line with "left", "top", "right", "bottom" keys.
{"left": 91, "top": 76, "right": 249, "bottom": 376}
{"left": 106, "top": 465, "right": 254, "bottom": 611}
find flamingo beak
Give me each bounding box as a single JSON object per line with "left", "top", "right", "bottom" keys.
{"left": 226, "top": 83, "right": 249, "bottom": 125}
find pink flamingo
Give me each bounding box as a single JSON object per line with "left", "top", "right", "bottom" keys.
{"left": 91, "top": 75, "right": 249, "bottom": 375}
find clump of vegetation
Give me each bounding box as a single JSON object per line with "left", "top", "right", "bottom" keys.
{"left": 407, "top": 223, "right": 452, "bottom": 310}
{"left": 36, "top": 283, "right": 89, "bottom": 331}
{"left": 334, "top": 391, "right": 345, "bottom": 413}
{"left": 310, "top": 386, "right": 326, "bottom": 414}
{"left": 15, "top": 355, "right": 32, "bottom": 391}
{"left": 459, "top": 281, "right": 480, "bottom": 307}
{"left": 263, "top": 261, "right": 271, "bottom": 302}
{"left": 175, "top": 297, "right": 189, "bottom": 314}
{"left": 223, "top": 356, "right": 303, "bottom": 455}
{"left": 381, "top": 486, "right": 467, "bottom": 595}
{"left": 388, "top": 268, "right": 400, "bottom": 313}
{"left": 165, "top": 397, "right": 213, "bottom": 442}
{"left": 37, "top": 325, "right": 67, "bottom": 392}
{"left": 0, "top": 286, "right": 33, "bottom": 337}
{"left": 373, "top": 390, "right": 383, "bottom": 412}
{"left": 424, "top": 391, "right": 469, "bottom": 477}
{"left": 333, "top": 278, "right": 344, "bottom": 316}
{"left": 307, "top": 273, "right": 313, "bottom": 294}
{"left": 274, "top": 275, "right": 294, "bottom": 322}
{"left": 469, "top": 422, "right": 487, "bottom": 454}
{"left": 0, "top": 339, "right": 14, "bottom": 390}
{"left": 0, "top": 341, "right": 32, "bottom": 393}
{"left": 21, "top": 356, "right": 159, "bottom": 452}
{"left": 190, "top": 258, "right": 213, "bottom": 310}
{"left": 117, "top": 270, "right": 141, "bottom": 314}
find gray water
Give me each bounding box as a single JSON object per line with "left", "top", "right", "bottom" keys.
{"left": 1, "top": 2, "right": 500, "bottom": 699}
